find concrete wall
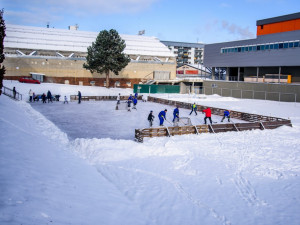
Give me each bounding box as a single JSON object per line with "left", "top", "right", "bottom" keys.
{"left": 3, "top": 56, "right": 176, "bottom": 87}
{"left": 203, "top": 80, "right": 300, "bottom": 102}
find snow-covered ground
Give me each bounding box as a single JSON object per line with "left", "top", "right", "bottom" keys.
{"left": 1, "top": 80, "right": 300, "bottom": 225}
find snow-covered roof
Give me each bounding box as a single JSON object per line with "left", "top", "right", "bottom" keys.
{"left": 4, "top": 24, "right": 175, "bottom": 57}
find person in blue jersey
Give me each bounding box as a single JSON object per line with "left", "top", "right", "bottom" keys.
{"left": 134, "top": 92, "right": 138, "bottom": 98}
{"left": 173, "top": 106, "right": 179, "bottom": 122}
{"left": 158, "top": 109, "right": 167, "bottom": 126}
{"left": 133, "top": 97, "right": 138, "bottom": 109}
{"left": 189, "top": 103, "right": 197, "bottom": 115}
{"left": 127, "top": 94, "right": 133, "bottom": 111}
{"left": 221, "top": 110, "right": 231, "bottom": 122}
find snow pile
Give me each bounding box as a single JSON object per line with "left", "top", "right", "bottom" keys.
{"left": 1, "top": 81, "right": 300, "bottom": 225}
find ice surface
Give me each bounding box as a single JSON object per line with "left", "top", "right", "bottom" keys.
{"left": 31, "top": 100, "right": 237, "bottom": 140}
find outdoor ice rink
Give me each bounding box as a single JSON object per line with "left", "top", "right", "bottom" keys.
{"left": 31, "top": 100, "right": 237, "bottom": 140}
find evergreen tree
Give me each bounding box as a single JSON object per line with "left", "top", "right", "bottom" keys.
{"left": 0, "top": 9, "right": 6, "bottom": 95}
{"left": 83, "top": 29, "right": 130, "bottom": 88}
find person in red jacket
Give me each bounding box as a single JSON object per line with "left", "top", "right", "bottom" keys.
{"left": 202, "top": 107, "right": 212, "bottom": 125}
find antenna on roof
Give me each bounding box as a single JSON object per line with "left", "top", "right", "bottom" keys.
{"left": 138, "top": 30, "right": 145, "bottom": 35}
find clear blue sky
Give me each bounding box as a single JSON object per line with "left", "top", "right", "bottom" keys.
{"left": 2, "top": 0, "right": 299, "bottom": 44}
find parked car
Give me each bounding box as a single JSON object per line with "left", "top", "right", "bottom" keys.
{"left": 18, "top": 77, "right": 40, "bottom": 84}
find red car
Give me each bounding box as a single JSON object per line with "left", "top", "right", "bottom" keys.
{"left": 18, "top": 77, "right": 40, "bottom": 84}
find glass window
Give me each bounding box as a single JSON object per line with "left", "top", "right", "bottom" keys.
{"left": 274, "top": 44, "right": 279, "bottom": 49}
{"left": 289, "top": 42, "right": 294, "bottom": 48}
{"left": 257, "top": 45, "right": 261, "bottom": 51}
{"left": 249, "top": 46, "right": 253, "bottom": 51}
{"left": 270, "top": 44, "right": 274, "bottom": 49}
{"left": 238, "top": 47, "right": 241, "bottom": 52}
{"left": 294, "top": 42, "right": 299, "bottom": 47}
{"left": 261, "top": 45, "right": 265, "bottom": 50}
{"left": 245, "top": 46, "right": 249, "bottom": 51}
{"left": 279, "top": 43, "right": 283, "bottom": 49}
{"left": 265, "top": 44, "right": 269, "bottom": 50}
{"left": 241, "top": 47, "right": 245, "bottom": 52}
{"left": 234, "top": 48, "right": 238, "bottom": 52}
{"left": 253, "top": 46, "right": 257, "bottom": 51}
{"left": 284, "top": 43, "right": 288, "bottom": 48}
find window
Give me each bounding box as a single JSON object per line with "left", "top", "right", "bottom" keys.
{"left": 279, "top": 43, "right": 283, "bottom": 49}
{"left": 283, "top": 43, "right": 288, "bottom": 48}
{"left": 245, "top": 46, "right": 249, "bottom": 51}
{"left": 238, "top": 47, "right": 241, "bottom": 52}
{"left": 289, "top": 42, "right": 294, "bottom": 48}
{"left": 241, "top": 47, "right": 245, "bottom": 52}
{"left": 252, "top": 46, "right": 257, "bottom": 51}
{"left": 274, "top": 44, "right": 279, "bottom": 49}
{"left": 126, "top": 82, "right": 131, "bottom": 87}
{"left": 294, "top": 42, "right": 299, "bottom": 47}
{"left": 260, "top": 25, "right": 264, "bottom": 29}
{"left": 261, "top": 45, "right": 265, "bottom": 50}
{"left": 270, "top": 44, "right": 274, "bottom": 49}
{"left": 249, "top": 46, "right": 253, "bottom": 51}
{"left": 115, "top": 81, "right": 120, "bottom": 87}
{"left": 265, "top": 44, "right": 269, "bottom": 50}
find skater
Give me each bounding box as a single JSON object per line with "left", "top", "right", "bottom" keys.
{"left": 202, "top": 107, "right": 212, "bottom": 125}
{"left": 12, "top": 87, "right": 16, "bottom": 99}
{"left": 148, "top": 110, "right": 155, "bottom": 127}
{"left": 221, "top": 110, "right": 231, "bottom": 122}
{"left": 158, "top": 109, "right": 167, "bottom": 126}
{"left": 132, "top": 97, "right": 138, "bottom": 109}
{"left": 117, "top": 93, "right": 121, "bottom": 104}
{"left": 127, "top": 95, "right": 132, "bottom": 111}
{"left": 42, "top": 93, "right": 47, "bottom": 103}
{"left": 78, "top": 91, "right": 81, "bottom": 104}
{"left": 47, "top": 90, "right": 53, "bottom": 103}
{"left": 173, "top": 106, "right": 179, "bottom": 122}
{"left": 63, "top": 96, "right": 68, "bottom": 104}
{"left": 29, "top": 89, "right": 33, "bottom": 102}
{"left": 189, "top": 103, "right": 197, "bottom": 115}
{"left": 142, "top": 95, "right": 147, "bottom": 102}
{"left": 135, "top": 92, "right": 138, "bottom": 98}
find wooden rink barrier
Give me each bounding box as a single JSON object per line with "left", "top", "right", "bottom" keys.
{"left": 135, "top": 96, "right": 292, "bottom": 142}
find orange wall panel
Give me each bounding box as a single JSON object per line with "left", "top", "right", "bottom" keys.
{"left": 257, "top": 18, "right": 300, "bottom": 36}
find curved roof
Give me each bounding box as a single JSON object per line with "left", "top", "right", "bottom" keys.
{"left": 4, "top": 24, "right": 175, "bottom": 57}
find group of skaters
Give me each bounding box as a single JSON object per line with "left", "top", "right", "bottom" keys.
{"left": 26, "top": 89, "right": 82, "bottom": 104}
{"left": 116, "top": 93, "right": 139, "bottom": 111}
{"left": 147, "top": 102, "right": 231, "bottom": 127}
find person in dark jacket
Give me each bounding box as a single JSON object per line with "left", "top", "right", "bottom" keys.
{"left": 13, "top": 87, "right": 16, "bottom": 99}
{"left": 221, "top": 110, "right": 230, "bottom": 122}
{"left": 78, "top": 91, "right": 81, "bottom": 104}
{"left": 189, "top": 103, "right": 197, "bottom": 115}
{"left": 148, "top": 110, "right": 155, "bottom": 127}
{"left": 158, "top": 109, "right": 167, "bottom": 126}
{"left": 42, "top": 93, "right": 47, "bottom": 103}
{"left": 202, "top": 107, "right": 212, "bottom": 125}
{"left": 173, "top": 106, "right": 179, "bottom": 122}
{"left": 47, "top": 90, "right": 52, "bottom": 103}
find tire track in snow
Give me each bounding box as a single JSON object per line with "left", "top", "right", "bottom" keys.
{"left": 97, "top": 164, "right": 232, "bottom": 225}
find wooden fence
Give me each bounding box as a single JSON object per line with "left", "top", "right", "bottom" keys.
{"left": 134, "top": 96, "right": 292, "bottom": 142}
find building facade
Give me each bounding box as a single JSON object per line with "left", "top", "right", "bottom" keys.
{"left": 204, "top": 12, "right": 300, "bottom": 83}
{"left": 4, "top": 25, "right": 177, "bottom": 87}
{"left": 161, "top": 41, "right": 204, "bottom": 67}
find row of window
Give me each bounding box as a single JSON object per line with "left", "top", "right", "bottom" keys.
{"left": 221, "top": 40, "right": 300, "bottom": 54}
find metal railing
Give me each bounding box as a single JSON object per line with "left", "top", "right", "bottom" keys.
{"left": 1, "top": 86, "right": 22, "bottom": 100}
{"left": 201, "top": 87, "right": 298, "bottom": 103}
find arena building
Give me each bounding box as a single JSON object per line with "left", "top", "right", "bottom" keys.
{"left": 204, "top": 12, "right": 300, "bottom": 83}
{"left": 3, "top": 24, "right": 176, "bottom": 88}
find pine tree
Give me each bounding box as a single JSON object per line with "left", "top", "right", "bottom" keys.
{"left": 0, "top": 9, "right": 6, "bottom": 95}
{"left": 83, "top": 29, "right": 130, "bottom": 88}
